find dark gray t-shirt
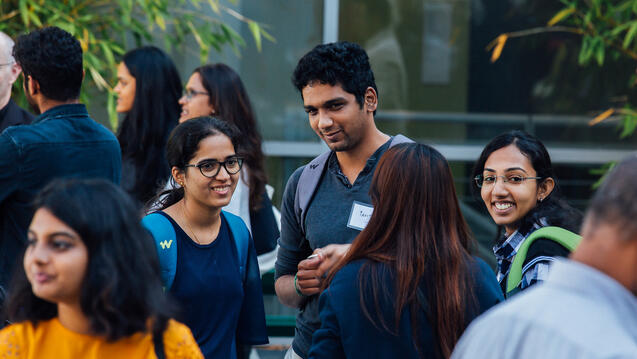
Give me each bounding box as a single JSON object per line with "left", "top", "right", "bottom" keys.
{"left": 275, "top": 139, "right": 392, "bottom": 358}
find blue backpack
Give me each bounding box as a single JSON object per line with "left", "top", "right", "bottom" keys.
{"left": 142, "top": 211, "right": 250, "bottom": 290}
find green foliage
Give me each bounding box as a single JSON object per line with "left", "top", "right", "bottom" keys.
{"left": 550, "top": 0, "right": 637, "bottom": 66}
{"left": 0, "top": 0, "right": 273, "bottom": 129}
{"left": 546, "top": 0, "right": 637, "bottom": 139}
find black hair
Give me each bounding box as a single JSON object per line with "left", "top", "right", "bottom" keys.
{"left": 194, "top": 64, "right": 267, "bottom": 211}
{"left": 292, "top": 41, "right": 378, "bottom": 112}
{"left": 3, "top": 178, "right": 174, "bottom": 342}
{"left": 471, "top": 130, "right": 582, "bottom": 236}
{"left": 150, "top": 116, "right": 241, "bottom": 211}
{"left": 117, "top": 46, "right": 182, "bottom": 205}
{"left": 13, "top": 27, "right": 83, "bottom": 102}
{"left": 587, "top": 155, "right": 637, "bottom": 240}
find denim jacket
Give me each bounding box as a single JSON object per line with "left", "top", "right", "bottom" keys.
{"left": 0, "top": 104, "right": 121, "bottom": 287}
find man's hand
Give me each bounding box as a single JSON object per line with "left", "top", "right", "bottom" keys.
{"left": 315, "top": 243, "right": 351, "bottom": 277}
{"left": 295, "top": 253, "right": 323, "bottom": 296}
{"left": 295, "top": 243, "right": 351, "bottom": 296}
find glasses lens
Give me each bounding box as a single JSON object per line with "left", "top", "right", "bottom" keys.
{"left": 474, "top": 176, "right": 483, "bottom": 188}
{"left": 199, "top": 161, "right": 220, "bottom": 177}
{"left": 224, "top": 158, "right": 243, "bottom": 174}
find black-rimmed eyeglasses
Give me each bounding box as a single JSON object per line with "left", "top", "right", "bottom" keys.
{"left": 185, "top": 157, "right": 244, "bottom": 178}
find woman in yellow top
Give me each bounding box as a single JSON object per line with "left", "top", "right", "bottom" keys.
{"left": 0, "top": 179, "right": 203, "bottom": 359}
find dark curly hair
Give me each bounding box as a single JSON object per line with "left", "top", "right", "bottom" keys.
{"left": 292, "top": 41, "right": 377, "bottom": 113}
{"left": 194, "top": 64, "right": 267, "bottom": 211}
{"left": 117, "top": 46, "right": 182, "bottom": 206}
{"left": 3, "top": 178, "right": 174, "bottom": 343}
{"left": 13, "top": 26, "right": 83, "bottom": 102}
{"left": 471, "top": 130, "right": 582, "bottom": 238}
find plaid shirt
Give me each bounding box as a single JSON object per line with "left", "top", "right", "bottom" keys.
{"left": 494, "top": 219, "right": 554, "bottom": 290}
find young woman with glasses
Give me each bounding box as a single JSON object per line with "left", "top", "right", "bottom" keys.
{"left": 0, "top": 178, "right": 202, "bottom": 358}
{"left": 144, "top": 116, "right": 268, "bottom": 359}
{"left": 471, "top": 130, "right": 582, "bottom": 295}
{"left": 114, "top": 46, "right": 182, "bottom": 207}
{"left": 176, "top": 64, "right": 279, "bottom": 272}
{"left": 308, "top": 143, "right": 503, "bottom": 359}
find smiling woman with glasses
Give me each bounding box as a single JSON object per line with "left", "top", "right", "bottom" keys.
{"left": 471, "top": 130, "right": 582, "bottom": 296}
{"left": 178, "top": 64, "right": 279, "bottom": 286}
{"left": 143, "top": 116, "right": 268, "bottom": 359}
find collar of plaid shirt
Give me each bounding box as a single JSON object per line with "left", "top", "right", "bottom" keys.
{"left": 493, "top": 219, "right": 547, "bottom": 283}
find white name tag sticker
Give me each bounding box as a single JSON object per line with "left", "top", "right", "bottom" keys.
{"left": 347, "top": 201, "right": 374, "bottom": 231}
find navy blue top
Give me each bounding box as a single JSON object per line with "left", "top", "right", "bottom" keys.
{"left": 160, "top": 212, "right": 268, "bottom": 359}
{"left": 308, "top": 257, "right": 504, "bottom": 359}
{"left": 276, "top": 139, "right": 392, "bottom": 357}
{"left": 0, "top": 104, "right": 121, "bottom": 288}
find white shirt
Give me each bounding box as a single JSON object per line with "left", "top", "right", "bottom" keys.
{"left": 452, "top": 259, "right": 637, "bottom": 359}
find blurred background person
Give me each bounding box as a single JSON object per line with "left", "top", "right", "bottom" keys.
{"left": 471, "top": 130, "right": 582, "bottom": 296}
{"left": 179, "top": 64, "right": 279, "bottom": 273}
{"left": 114, "top": 46, "right": 182, "bottom": 207}
{"left": 0, "top": 178, "right": 202, "bottom": 358}
{"left": 144, "top": 117, "right": 268, "bottom": 358}
{"left": 0, "top": 31, "right": 33, "bottom": 133}
{"left": 309, "top": 143, "right": 503, "bottom": 359}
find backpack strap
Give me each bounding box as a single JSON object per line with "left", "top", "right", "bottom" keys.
{"left": 294, "top": 151, "right": 331, "bottom": 237}
{"left": 142, "top": 212, "right": 178, "bottom": 291}
{"left": 506, "top": 226, "right": 581, "bottom": 297}
{"left": 389, "top": 134, "right": 412, "bottom": 146}
{"left": 293, "top": 134, "right": 413, "bottom": 236}
{"left": 222, "top": 210, "right": 250, "bottom": 283}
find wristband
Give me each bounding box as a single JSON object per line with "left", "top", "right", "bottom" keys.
{"left": 294, "top": 273, "right": 305, "bottom": 297}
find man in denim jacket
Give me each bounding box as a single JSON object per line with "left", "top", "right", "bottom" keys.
{"left": 0, "top": 27, "right": 121, "bottom": 291}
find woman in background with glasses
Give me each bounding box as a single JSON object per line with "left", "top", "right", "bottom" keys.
{"left": 471, "top": 130, "right": 582, "bottom": 296}
{"left": 309, "top": 143, "right": 503, "bottom": 359}
{"left": 143, "top": 117, "right": 267, "bottom": 359}
{"left": 114, "top": 46, "right": 182, "bottom": 207}
{"left": 177, "top": 64, "right": 279, "bottom": 273}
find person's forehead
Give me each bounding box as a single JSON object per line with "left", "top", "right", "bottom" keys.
{"left": 484, "top": 145, "right": 534, "bottom": 172}
{"left": 302, "top": 82, "right": 353, "bottom": 104}
{"left": 0, "top": 34, "right": 14, "bottom": 62}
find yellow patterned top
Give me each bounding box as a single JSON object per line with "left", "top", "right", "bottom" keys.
{"left": 0, "top": 318, "right": 203, "bottom": 359}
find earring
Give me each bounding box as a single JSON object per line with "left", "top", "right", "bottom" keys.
{"left": 538, "top": 197, "right": 544, "bottom": 202}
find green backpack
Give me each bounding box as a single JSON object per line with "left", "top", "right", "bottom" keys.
{"left": 505, "top": 226, "right": 582, "bottom": 297}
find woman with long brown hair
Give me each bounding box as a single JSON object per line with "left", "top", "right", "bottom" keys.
{"left": 177, "top": 64, "right": 279, "bottom": 270}
{"left": 308, "top": 143, "right": 503, "bottom": 359}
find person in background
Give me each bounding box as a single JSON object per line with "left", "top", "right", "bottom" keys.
{"left": 0, "top": 178, "right": 202, "bottom": 358}
{"left": 178, "top": 64, "right": 279, "bottom": 272}
{"left": 453, "top": 155, "right": 637, "bottom": 358}
{"left": 144, "top": 117, "right": 268, "bottom": 358}
{"left": 114, "top": 46, "right": 181, "bottom": 207}
{"left": 0, "top": 26, "right": 121, "bottom": 298}
{"left": 0, "top": 31, "right": 33, "bottom": 133}
{"left": 309, "top": 143, "right": 503, "bottom": 359}
{"left": 471, "top": 130, "right": 582, "bottom": 295}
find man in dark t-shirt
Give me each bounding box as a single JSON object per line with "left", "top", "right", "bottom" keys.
{"left": 275, "top": 42, "right": 399, "bottom": 358}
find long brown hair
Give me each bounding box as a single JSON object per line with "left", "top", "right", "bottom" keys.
{"left": 194, "top": 63, "right": 267, "bottom": 211}
{"left": 325, "top": 143, "right": 476, "bottom": 358}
